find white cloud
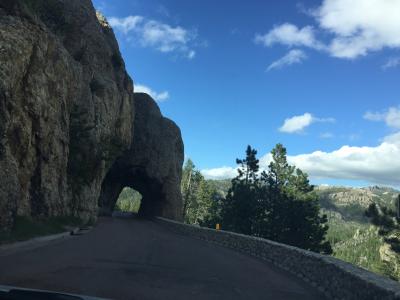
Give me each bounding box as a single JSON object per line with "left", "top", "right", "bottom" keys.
{"left": 382, "top": 57, "right": 400, "bottom": 70}
{"left": 202, "top": 132, "right": 400, "bottom": 186}
{"left": 314, "top": 0, "right": 400, "bottom": 59}
{"left": 135, "top": 84, "right": 169, "bottom": 102}
{"left": 320, "top": 132, "right": 334, "bottom": 139}
{"left": 267, "top": 49, "right": 307, "bottom": 71}
{"left": 108, "top": 15, "right": 197, "bottom": 58}
{"left": 201, "top": 166, "right": 238, "bottom": 180}
{"left": 363, "top": 111, "right": 383, "bottom": 122}
{"left": 279, "top": 112, "right": 313, "bottom": 133}
{"left": 383, "top": 131, "right": 400, "bottom": 144}
{"left": 187, "top": 50, "right": 196, "bottom": 59}
{"left": 386, "top": 108, "right": 400, "bottom": 128}
{"left": 256, "top": 0, "right": 400, "bottom": 62}
{"left": 108, "top": 16, "right": 143, "bottom": 34}
{"left": 201, "top": 154, "right": 275, "bottom": 180}
{"left": 285, "top": 134, "right": 400, "bottom": 186}
{"left": 255, "top": 23, "right": 323, "bottom": 49}
{"left": 279, "top": 112, "right": 335, "bottom": 133}
{"left": 364, "top": 106, "right": 400, "bottom": 129}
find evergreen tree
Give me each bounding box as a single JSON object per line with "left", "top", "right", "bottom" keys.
{"left": 259, "top": 144, "right": 332, "bottom": 254}
{"left": 236, "top": 145, "right": 260, "bottom": 185}
{"left": 366, "top": 197, "right": 400, "bottom": 253}
{"left": 365, "top": 197, "right": 400, "bottom": 279}
{"left": 220, "top": 144, "right": 332, "bottom": 254}
{"left": 195, "top": 180, "right": 219, "bottom": 225}
{"left": 181, "top": 159, "right": 221, "bottom": 225}
{"left": 181, "top": 159, "right": 203, "bottom": 222}
{"left": 199, "top": 183, "right": 223, "bottom": 228}
{"left": 266, "top": 143, "right": 295, "bottom": 189}
{"left": 221, "top": 146, "right": 259, "bottom": 235}
{"left": 184, "top": 145, "right": 332, "bottom": 254}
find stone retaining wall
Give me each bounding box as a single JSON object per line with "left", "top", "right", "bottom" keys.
{"left": 156, "top": 217, "right": 400, "bottom": 300}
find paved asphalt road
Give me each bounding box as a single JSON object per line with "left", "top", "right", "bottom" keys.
{"left": 0, "top": 217, "right": 325, "bottom": 300}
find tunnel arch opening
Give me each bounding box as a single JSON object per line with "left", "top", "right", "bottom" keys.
{"left": 97, "top": 91, "right": 184, "bottom": 221}
{"left": 97, "top": 158, "right": 168, "bottom": 218}
{"left": 115, "top": 187, "right": 142, "bottom": 214}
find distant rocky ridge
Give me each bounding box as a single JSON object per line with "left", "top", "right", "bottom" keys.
{"left": 316, "top": 185, "right": 400, "bottom": 279}
{"left": 316, "top": 185, "right": 399, "bottom": 222}
{"left": 0, "top": 0, "right": 184, "bottom": 231}
{"left": 207, "top": 179, "right": 400, "bottom": 278}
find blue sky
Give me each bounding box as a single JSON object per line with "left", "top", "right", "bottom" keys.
{"left": 93, "top": 0, "right": 400, "bottom": 188}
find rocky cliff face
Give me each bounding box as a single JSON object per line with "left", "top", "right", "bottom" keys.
{"left": 0, "top": 0, "right": 183, "bottom": 231}
{"left": 98, "top": 93, "right": 184, "bottom": 219}
{"left": 315, "top": 185, "right": 400, "bottom": 279}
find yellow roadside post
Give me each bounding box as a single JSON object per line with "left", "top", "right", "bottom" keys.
{"left": 216, "top": 223, "right": 220, "bottom": 230}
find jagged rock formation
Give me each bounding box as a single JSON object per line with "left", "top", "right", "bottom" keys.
{"left": 98, "top": 93, "right": 184, "bottom": 219}
{"left": 315, "top": 185, "right": 400, "bottom": 279}
{"left": 0, "top": 0, "right": 183, "bottom": 231}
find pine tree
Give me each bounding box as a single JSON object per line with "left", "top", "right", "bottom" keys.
{"left": 199, "top": 183, "right": 223, "bottom": 228}
{"left": 366, "top": 197, "right": 400, "bottom": 253}
{"left": 267, "top": 143, "right": 295, "bottom": 189}
{"left": 181, "top": 159, "right": 203, "bottom": 223}
{"left": 187, "top": 144, "right": 332, "bottom": 254}
{"left": 194, "top": 180, "right": 218, "bottom": 225}
{"left": 236, "top": 145, "right": 259, "bottom": 185}
{"left": 221, "top": 145, "right": 259, "bottom": 235}
{"left": 259, "top": 144, "right": 332, "bottom": 254}
{"left": 365, "top": 197, "right": 400, "bottom": 279}
{"left": 181, "top": 159, "right": 221, "bottom": 225}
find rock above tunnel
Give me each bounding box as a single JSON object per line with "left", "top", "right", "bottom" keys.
{"left": 0, "top": 0, "right": 184, "bottom": 231}
{"left": 99, "top": 93, "right": 184, "bottom": 220}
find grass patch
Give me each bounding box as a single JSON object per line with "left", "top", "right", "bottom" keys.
{"left": 0, "top": 216, "right": 83, "bottom": 245}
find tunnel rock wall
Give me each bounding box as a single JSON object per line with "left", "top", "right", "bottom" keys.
{"left": 0, "top": 0, "right": 183, "bottom": 231}
{"left": 98, "top": 93, "right": 184, "bottom": 220}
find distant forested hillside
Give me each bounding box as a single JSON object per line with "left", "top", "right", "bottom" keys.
{"left": 207, "top": 180, "right": 400, "bottom": 279}
{"left": 316, "top": 185, "right": 400, "bottom": 279}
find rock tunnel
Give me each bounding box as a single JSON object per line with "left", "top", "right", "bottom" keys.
{"left": 98, "top": 161, "right": 164, "bottom": 217}
{"left": 97, "top": 93, "right": 184, "bottom": 220}
{"left": 0, "top": 2, "right": 184, "bottom": 231}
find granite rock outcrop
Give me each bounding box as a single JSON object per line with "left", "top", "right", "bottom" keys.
{"left": 0, "top": 0, "right": 183, "bottom": 231}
